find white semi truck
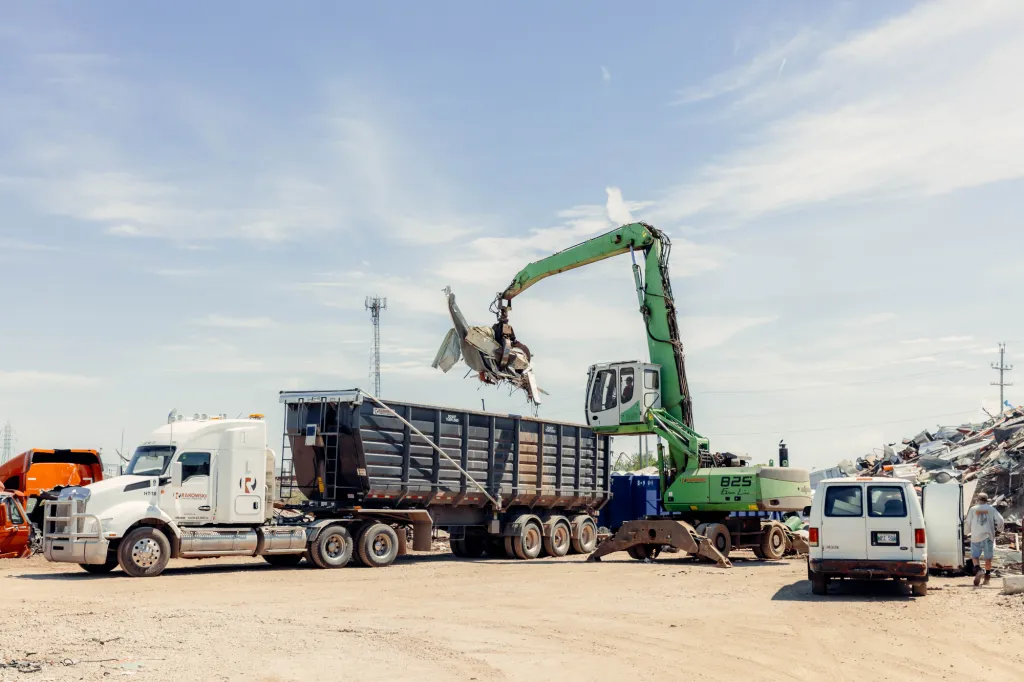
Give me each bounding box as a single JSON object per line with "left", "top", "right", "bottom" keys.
{"left": 42, "top": 392, "right": 612, "bottom": 577}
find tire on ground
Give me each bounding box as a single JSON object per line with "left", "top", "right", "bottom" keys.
{"left": 356, "top": 523, "right": 399, "bottom": 568}
{"left": 449, "top": 537, "right": 467, "bottom": 558}
{"left": 79, "top": 559, "right": 118, "bottom": 574}
{"left": 703, "top": 523, "right": 731, "bottom": 559}
{"left": 485, "top": 536, "right": 509, "bottom": 558}
{"left": 911, "top": 581, "right": 927, "bottom": 597}
{"left": 262, "top": 554, "right": 303, "bottom": 567}
{"left": 570, "top": 517, "right": 598, "bottom": 554}
{"left": 542, "top": 521, "right": 572, "bottom": 558}
{"left": 513, "top": 520, "right": 544, "bottom": 560}
{"left": 758, "top": 524, "right": 787, "bottom": 561}
{"left": 349, "top": 523, "right": 368, "bottom": 566}
{"left": 309, "top": 524, "right": 353, "bottom": 569}
{"left": 117, "top": 526, "right": 172, "bottom": 578}
{"left": 462, "top": 532, "right": 486, "bottom": 558}
{"left": 810, "top": 573, "right": 829, "bottom": 596}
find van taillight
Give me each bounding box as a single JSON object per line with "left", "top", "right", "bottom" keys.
{"left": 808, "top": 528, "right": 819, "bottom": 546}
{"left": 914, "top": 528, "right": 925, "bottom": 547}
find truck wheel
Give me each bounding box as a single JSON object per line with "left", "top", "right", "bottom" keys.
{"left": 117, "top": 527, "right": 171, "bottom": 578}
{"left": 628, "top": 544, "right": 660, "bottom": 561}
{"left": 262, "top": 554, "right": 303, "bottom": 567}
{"left": 356, "top": 523, "right": 399, "bottom": 568}
{"left": 811, "top": 573, "right": 829, "bottom": 596}
{"left": 485, "top": 537, "right": 508, "bottom": 558}
{"left": 759, "top": 524, "right": 787, "bottom": 561}
{"left": 543, "top": 521, "right": 572, "bottom": 558}
{"left": 570, "top": 517, "right": 598, "bottom": 554}
{"left": 703, "top": 523, "right": 731, "bottom": 559}
{"left": 513, "top": 520, "right": 544, "bottom": 560}
{"left": 462, "top": 532, "right": 487, "bottom": 558}
{"left": 910, "top": 581, "right": 928, "bottom": 597}
{"left": 309, "top": 525, "right": 353, "bottom": 569}
{"left": 79, "top": 559, "right": 118, "bottom": 574}
{"left": 449, "top": 537, "right": 468, "bottom": 557}
{"left": 751, "top": 545, "right": 766, "bottom": 560}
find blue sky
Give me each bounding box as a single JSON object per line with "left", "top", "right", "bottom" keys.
{"left": 2, "top": 0, "right": 1022, "bottom": 472}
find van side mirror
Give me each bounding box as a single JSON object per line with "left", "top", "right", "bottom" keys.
{"left": 171, "top": 461, "right": 183, "bottom": 488}
{"left": 802, "top": 506, "right": 812, "bottom": 516}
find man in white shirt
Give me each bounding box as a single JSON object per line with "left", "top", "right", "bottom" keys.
{"left": 964, "top": 492, "right": 1005, "bottom": 586}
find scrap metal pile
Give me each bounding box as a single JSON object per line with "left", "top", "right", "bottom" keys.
{"left": 432, "top": 287, "right": 545, "bottom": 405}
{"left": 820, "top": 406, "right": 1024, "bottom": 524}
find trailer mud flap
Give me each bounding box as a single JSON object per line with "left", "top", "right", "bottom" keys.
{"left": 587, "top": 519, "right": 732, "bottom": 568}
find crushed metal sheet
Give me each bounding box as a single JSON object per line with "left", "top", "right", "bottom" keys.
{"left": 433, "top": 287, "right": 545, "bottom": 405}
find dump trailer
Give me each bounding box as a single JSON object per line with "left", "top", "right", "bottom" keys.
{"left": 279, "top": 389, "right": 612, "bottom": 560}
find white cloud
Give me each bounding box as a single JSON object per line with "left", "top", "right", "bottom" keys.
{"left": 605, "top": 187, "right": 634, "bottom": 224}
{"left": 191, "top": 314, "right": 275, "bottom": 329}
{"left": 658, "top": 0, "right": 1024, "bottom": 224}
{"left": 601, "top": 66, "right": 611, "bottom": 83}
{"left": 0, "top": 370, "right": 99, "bottom": 389}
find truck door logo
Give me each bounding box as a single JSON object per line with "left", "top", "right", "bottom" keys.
{"left": 240, "top": 476, "right": 257, "bottom": 493}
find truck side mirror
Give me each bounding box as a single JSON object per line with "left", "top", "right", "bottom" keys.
{"left": 171, "top": 461, "right": 183, "bottom": 488}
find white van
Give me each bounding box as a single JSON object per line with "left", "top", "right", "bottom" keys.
{"left": 807, "top": 477, "right": 928, "bottom": 596}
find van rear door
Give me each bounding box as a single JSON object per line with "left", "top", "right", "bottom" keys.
{"left": 821, "top": 483, "right": 866, "bottom": 559}
{"left": 865, "top": 484, "right": 913, "bottom": 561}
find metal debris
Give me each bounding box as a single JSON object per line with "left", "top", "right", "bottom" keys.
{"left": 432, "top": 287, "right": 545, "bottom": 405}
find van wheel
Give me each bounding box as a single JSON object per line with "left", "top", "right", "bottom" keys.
{"left": 309, "top": 525, "right": 353, "bottom": 569}
{"left": 356, "top": 524, "right": 399, "bottom": 568}
{"left": 911, "top": 581, "right": 928, "bottom": 597}
{"left": 262, "top": 554, "right": 303, "bottom": 567}
{"left": 118, "top": 527, "right": 171, "bottom": 578}
{"left": 811, "top": 573, "right": 829, "bottom": 596}
{"left": 79, "top": 559, "right": 118, "bottom": 574}
{"left": 759, "top": 524, "right": 787, "bottom": 561}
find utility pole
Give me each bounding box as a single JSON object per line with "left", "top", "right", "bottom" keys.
{"left": 365, "top": 296, "right": 387, "bottom": 397}
{"left": 992, "top": 342, "right": 1013, "bottom": 412}
{"left": 0, "top": 421, "right": 15, "bottom": 464}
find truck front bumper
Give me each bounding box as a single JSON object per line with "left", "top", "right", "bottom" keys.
{"left": 43, "top": 536, "right": 110, "bottom": 565}
{"left": 809, "top": 558, "right": 927, "bottom": 581}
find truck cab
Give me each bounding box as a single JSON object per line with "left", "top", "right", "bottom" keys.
{"left": 0, "top": 448, "right": 103, "bottom": 527}
{"left": 42, "top": 413, "right": 298, "bottom": 576}
{"left": 807, "top": 477, "right": 928, "bottom": 596}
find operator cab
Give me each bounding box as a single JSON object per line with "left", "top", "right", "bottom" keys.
{"left": 586, "top": 361, "right": 662, "bottom": 428}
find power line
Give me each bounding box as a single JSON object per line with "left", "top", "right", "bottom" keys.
{"left": 0, "top": 422, "right": 15, "bottom": 464}
{"left": 706, "top": 408, "right": 981, "bottom": 438}
{"left": 694, "top": 366, "right": 978, "bottom": 395}
{"left": 365, "top": 296, "right": 387, "bottom": 397}
{"left": 991, "top": 342, "right": 1013, "bottom": 409}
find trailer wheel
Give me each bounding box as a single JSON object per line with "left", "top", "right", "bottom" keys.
{"left": 462, "top": 532, "right": 487, "bottom": 558}
{"left": 570, "top": 517, "right": 598, "bottom": 554}
{"left": 117, "top": 526, "right": 171, "bottom": 578}
{"left": 79, "top": 559, "right": 118, "bottom": 574}
{"left": 485, "top": 536, "right": 508, "bottom": 558}
{"left": 513, "top": 520, "right": 544, "bottom": 560}
{"left": 543, "top": 521, "right": 572, "bottom": 558}
{"left": 309, "top": 525, "right": 353, "bottom": 569}
{"left": 449, "top": 537, "right": 468, "bottom": 558}
{"left": 356, "top": 523, "right": 399, "bottom": 568}
{"left": 703, "top": 523, "right": 731, "bottom": 559}
{"left": 759, "top": 524, "right": 787, "bottom": 561}
{"left": 504, "top": 536, "right": 517, "bottom": 559}
{"left": 262, "top": 554, "right": 303, "bottom": 568}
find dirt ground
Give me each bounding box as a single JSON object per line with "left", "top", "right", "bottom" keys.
{"left": 1, "top": 550, "right": 1023, "bottom": 682}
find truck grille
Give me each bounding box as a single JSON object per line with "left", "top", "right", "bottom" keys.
{"left": 44, "top": 500, "right": 82, "bottom": 538}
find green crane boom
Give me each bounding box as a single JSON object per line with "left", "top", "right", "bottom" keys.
{"left": 497, "top": 222, "right": 693, "bottom": 428}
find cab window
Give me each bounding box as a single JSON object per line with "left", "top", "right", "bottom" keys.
{"left": 620, "top": 368, "right": 635, "bottom": 403}
{"left": 3, "top": 498, "right": 24, "bottom": 525}
{"left": 644, "top": 369, "right": 659, "bottom": 390}
{"left": 589, "top": 370, "right": 618, "bottom": 412}
{"left": 824, "top": 485, "right": 863, "bottom": 517}
{"left": 178, "top": 452, "right": 211, "bottom": 482}
{"left": 868, "top": 486, "right": 907, "bottom": 517}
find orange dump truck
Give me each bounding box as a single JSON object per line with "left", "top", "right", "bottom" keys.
{"left": 0, "top": 484, "right": 32, "bottom": 559}
{"left": 0, "top": 449, "right": 103, "bottom": 528}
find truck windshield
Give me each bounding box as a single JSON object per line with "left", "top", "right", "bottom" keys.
{"left": 125, "top": 446, "right": 176, "bottom": 476}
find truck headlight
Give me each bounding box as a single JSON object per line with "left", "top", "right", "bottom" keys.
{"left": 100, "top": 518, "right": 114, "bottom": 533}
{"left": 79, "top": 517, "right": 99, "bottom": 534}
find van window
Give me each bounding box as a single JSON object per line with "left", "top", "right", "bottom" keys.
{"left": 824, "top": 485, "right": 863, "bottom": 517}
{"left": 868, "top": 486, "right": 907, "bottom": 517}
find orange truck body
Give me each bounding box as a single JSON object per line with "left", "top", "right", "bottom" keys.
{"left": 0, "top": 486, "right": 32, "bottom": 559}
{"left": 0, "top": 449, "right": 103, "bottom": 499}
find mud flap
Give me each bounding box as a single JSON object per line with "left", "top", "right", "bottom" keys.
{"left": 587, "top": 519, "right": 732, "bottom": 568}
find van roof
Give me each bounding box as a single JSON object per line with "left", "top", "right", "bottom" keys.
{"left": 818, "top": 477, "right": 912, "bottom": 484}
